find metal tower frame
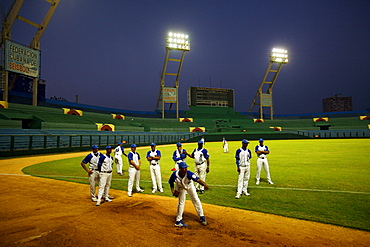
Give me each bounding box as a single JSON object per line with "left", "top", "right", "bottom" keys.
{"left": 155, "top": 32, "right": 189, "bottom": 119}
{"left": 249, "top": 48, "right": 288, "bottom": 120}
{"left": 1, "top": 0, "right": 60, "bottom": 106}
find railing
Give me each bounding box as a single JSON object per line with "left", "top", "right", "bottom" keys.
{"left": 0, "top": 132, "right": 203, "bottom": 156}
{"left": 296, "top": 129, "right": 370, "bottom": 138}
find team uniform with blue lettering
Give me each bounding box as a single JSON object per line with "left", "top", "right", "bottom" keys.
{"left": 255, "top": 143, "right": 273, "bottom": 185}
{"left": 191, "top": 148, "right": 210, "bottom": 193}
{"left": 146, "top": 149, "right": 163, "bottom": 193}
{"left": 127, "top": 151, "right": 143, "bottom": 196}
{"left": 235, "top": 147, "right": 252, "bottom": 197}
{"left": 168, "top": 170, "right": 205, "bottom": 223}
{"left": 96, "top": 153, "right": 114, "bottom": 204}
{"left": 81, "top": 152, "right": 102, "bottom": 200}
{"left": 172, "top": 148, "right": 188, "bottom": 170}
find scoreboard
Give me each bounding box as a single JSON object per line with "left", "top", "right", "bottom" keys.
{"left": 187, "top": 87, "right": 234, "bottom": 107}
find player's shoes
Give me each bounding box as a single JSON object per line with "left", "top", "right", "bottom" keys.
{"left": 104, "top": 198, "right": 112, "bottom": 202}
{"left": 91, "top": 197, "right": 98, "bottom": 202}
{"left": 137, "top": 189, "right": 144, "bottom": 193}
{"left": 175, "top": 220, "right": 188, "bottom": 227}
{"left": 108, "top": 195, "right": 115, "bottom": 199}
{"left": 200, "top": 190, "right": 204, "bottom": 194}
{"left": 200, "top": 216, "right": 208, "bottom": 225}
{"left": 128, "top": 192, "right": 132, "bottom": 197}
{"left": 152, "top": 189, "right": 157, "bottom": 194}
{"left": 268, "top": 181, "right": 274, "bottom": 185}
{"left": 96, "top": 200, "right": 101, "bottom": 206}
{"left": 159, "top": 188, "right": 164, "bottom": 193}
{"left": 256, "top": 180, "right": 260, "bottom": 185}
{"left": 235, "top": 193, "right": 241, "bottom": 199}
{"left": 117, "top": 172, "right": 123, "bottom": 176}
{"left": 243, "top": 191, "right": 250, "bottom": 196}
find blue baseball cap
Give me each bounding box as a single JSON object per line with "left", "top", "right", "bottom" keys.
{"left": 92, "top": 145, "right": 99, "bottom": 149}
{"left": 178, "top": 162, "right": 189, "bottom": 169}
{"left": 118, "top": 142, "right": 122, "bottom": 145}
{"left": 198, "top": 140, "right": 203, "bottom": 144}
{"left": 151, "top": 143, "right": 156, "bottom": 146}
{"left": 242, "top": 139, "right": 249, "bottom": 144}
{"left": 131, "top": 144, "right": 137, "bottom": 148}
{"left": 106, "top": 146, "right": 112, "bottom": 149}
{"left": 259, "top": 138, "right": 264, "bottom": 142}
{"left": 176, "top": 142, "right": 182, "bottom": 146}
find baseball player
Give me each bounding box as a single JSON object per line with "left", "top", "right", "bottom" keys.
{"left": 146, "top": 143, "right": 164, "bottom": 193}
{"left": 222, "top": 137, "right": 229, "bottom": 153}
{"left": 235, "top": 139, "right": 252, "bottom": 199}
{"left": 172, "top": 142, "right": 190, "bottom": 170}
{"left": 168, "top": 161, "right": 208, "bottom": 227}
{"left": 114, "top": 142, "right": 127, "bottom": 175}
{"left": 127, "top": 144, "right": 144, "bottom": 197}
{"left": 255, "top": 138, "right": 274, "bottom": 185}
{"left": 96, "top": 146, "right": 114, "bottom": 206}
{"left": 80, "top": 145, "right": 102, "bottom": 202}
{"left": 190, "top": 140, "right": 210, "bottom": 194}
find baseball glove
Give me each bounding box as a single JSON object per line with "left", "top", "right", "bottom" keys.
{"left": 173, "top": 190, "right": 180, "bottom": 197}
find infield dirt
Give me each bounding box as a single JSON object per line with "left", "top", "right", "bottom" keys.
{"left": 0, "top": 152, "right": 369, "bottom": 246}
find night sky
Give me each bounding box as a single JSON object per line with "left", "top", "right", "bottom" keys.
{"left": 2, "top": 0, "right": 370, "bottom": 114}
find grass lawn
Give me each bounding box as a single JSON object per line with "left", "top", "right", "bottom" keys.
{"left": 23, "top": 138, "right": 370, "bottom": 231}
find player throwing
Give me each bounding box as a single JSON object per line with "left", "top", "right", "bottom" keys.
{"left": 235, "top": 139, "right": 252, "bottom": 199}
{"left": 255, "top": 138, "right": 274, "bottom": 185}
{"left": 169, "top": 162, "right": 208, "bottom": 227}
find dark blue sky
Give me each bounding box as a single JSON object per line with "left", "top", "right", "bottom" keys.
{"left": 2, "top": 0, "right": 370, "bottom": 114}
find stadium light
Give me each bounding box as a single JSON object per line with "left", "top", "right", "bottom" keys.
{"left": 165, "top": 32, "right": 190, "bottom": 51}
{"left": 270, "top": 48, "right": 288, "bottom": 64}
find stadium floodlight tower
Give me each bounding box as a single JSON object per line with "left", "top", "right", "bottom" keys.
{"left": 249, "top": 48, "right": 288, "bottom": 120}
{"left": 155, "top": 32, "right": 190, "bottom": 119}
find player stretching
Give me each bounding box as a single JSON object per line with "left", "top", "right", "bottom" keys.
{"left": 169, "top": 162, "right": 208, "bottom": 227}
{"left": 235, "top": 139, "right": 252, "bottom": 199}
{"left": 255, "top": 138, "right": 274, "bottom": 185}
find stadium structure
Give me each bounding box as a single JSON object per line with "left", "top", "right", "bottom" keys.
{"left": 0, "top": 1, "right": 369, "bottom": 157}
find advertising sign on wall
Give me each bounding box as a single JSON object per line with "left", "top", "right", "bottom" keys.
{"left": 163, "top": 87, "right": 177, "bottom": 103}
{"left": 5, "top": 40, "right": 40, "bottom": 78}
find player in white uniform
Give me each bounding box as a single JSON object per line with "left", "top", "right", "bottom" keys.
{"left": 146, "top": 143, "right": 164, "bottom": 193}
{"left": 255, "top": 138, "right": 274, "bottom": 185}
{"left": 96, "top": 146, "right": 114, "bottom": 206}
{"left": 222, "top": 137, "right": 229, "bottom": 153}
{"left": 114, "top": 142, "right": 127, "bottom": 175}
{"left": 190, "top": 140, "right": 210, "bottom": 194}
{"left": 235, "top": 139, "right": 252, "bottom": 199}
{"left": 168, "top": 162, "right": 208, "bottom": 227}
{"left": 80, "top": 145, "right": 102, "bottom": 202}
{"left": 172, "top": 142, "right": 190, "bottom": 170}
{"left": 127, "top": 144, "right": 144, "bottom": 197}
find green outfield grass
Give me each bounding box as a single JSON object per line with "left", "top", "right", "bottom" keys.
{"left": 23, "top": 139, "right": 370, "bottom": 231}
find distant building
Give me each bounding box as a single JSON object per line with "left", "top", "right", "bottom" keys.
{"left": 322, "top": 95, "right": 352, "bottom": 112}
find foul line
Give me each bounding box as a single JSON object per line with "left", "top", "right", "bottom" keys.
{"left": 1, "top": 173, "right": 369, "bottom": 195}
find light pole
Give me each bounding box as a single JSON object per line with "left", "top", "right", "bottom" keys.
{"left": 155, "top": 32, "right": 190, "bottom": 119}
{"left": 249, "top": 48, "right": 288, "bottom": 120}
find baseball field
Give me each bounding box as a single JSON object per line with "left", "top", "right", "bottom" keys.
{"left": 1, "top": 138, "right": 370, "bottom": 246}
{"left": 22, "top": 139, "right": 370, "bottom": 231}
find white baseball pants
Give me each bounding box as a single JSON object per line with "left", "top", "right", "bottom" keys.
{"left": 115, "top": 156, "right": 123, "bottom": 174}
{"left": 237, "top": 166, "right": 250, "bottom": 195}
{"left": 97, "top": 172, "right": 112, "bottom": 201}
{"left": 150, "top": 165, "right": 163, "bottom": 191}
{"left": 128, "top": 167, "right": 141, "bottom": 193}
{"left": 176, "top": 183, "right": 204, "bottom": 222}
{"left": 89, "top": 170, "right": 100, "bottom": 198}
{"left": 194, "top": 163, "right": 207, "bottom": 191}
{"left": 223, "top": 143, "right": 229, "bottom": 153}
{"left": 256, "top": 158, "right": 272, "bottom": 182}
